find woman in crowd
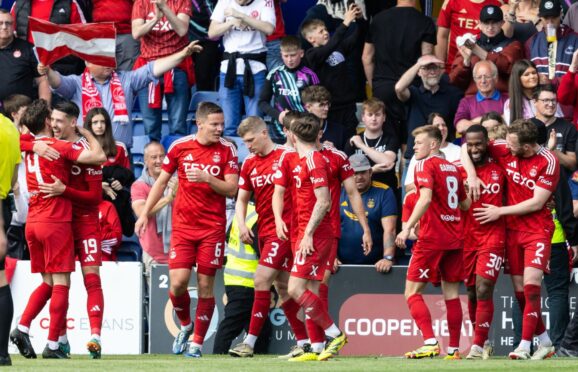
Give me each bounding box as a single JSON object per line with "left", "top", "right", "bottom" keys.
{"left": 504, "top": 59, "right": 563, "bottom": 124}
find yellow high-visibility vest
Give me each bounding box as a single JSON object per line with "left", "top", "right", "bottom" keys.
{"left": 224, "top": 203, "right": 259, "bottom": 288}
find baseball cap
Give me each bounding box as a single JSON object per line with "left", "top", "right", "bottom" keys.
{"left": 349, "top": 154, "right": 371, "bottom": 172}
{"left": 538, "top": 0, "right": 561, "bottom": 17}
{"left": 479, "top": 5, "right": 503, "bottom": 23}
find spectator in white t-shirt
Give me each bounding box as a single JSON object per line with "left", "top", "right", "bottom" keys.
{"left": 208, "top": 0, "right": 276, "bottom": 137}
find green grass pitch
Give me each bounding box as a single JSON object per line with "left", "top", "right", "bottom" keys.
{"left": 7, "top": 355, "right": 578, "bottom": 371}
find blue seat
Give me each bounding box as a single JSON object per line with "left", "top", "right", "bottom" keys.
{"left": 132, "top": 135, "right": 150, "bottom": 155}
{"left": 189, "top": 91, "right": 220, "bottom": 112}
{"left": 133, "top": 120, "right": 145, "bottom": 136}
{"left": 161, "top": 135, "right": 185, "bottom": 151}
{"left": 117, "top": 241, "right": 141, "bottom": 262}
{"left": 133, "top": 162, "right": 144, "bottom": 178}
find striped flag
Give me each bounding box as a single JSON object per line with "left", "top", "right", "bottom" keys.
{"left": 29, "top": 17, "right": 117, "bottom": 68}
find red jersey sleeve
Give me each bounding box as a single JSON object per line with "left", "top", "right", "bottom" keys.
{"left": 223, "top": 144, "right": 239, "bottom": 176}
{"left": 238, "top": 158, "right": 253, "bottom": 192}
{"left": 537, "top": 159, "right": 560, "bottom": 193}
{"left": 309, "top": 155, "right": 329, "bottom": 189}
{"left": 415, "top": 160, "right": 434, "bottom": 190}
{"left": 60, "top": 141, "right": 84, "bottom": 162}
{"left": 487, "top": 140, "right": 510, "bottom": 159}
{"left": 70, "top": 1, "right": 87, "bottom": 23}
{"left": 162, "top": 145, "right": 179, "bottom": 174}
{"left": 273, "top": 151, "right": 293, "bottom": 188}
{"left": 402, "top": 191, "right": 418, "bottom": 223}
{"left": 117, "top": 144, "right": 130, "bottom": 169}
{"left": 338, "top": 158, "right": 354, "bottom": 182}
{"left": 437, "top": 0, "right": 453, "bottom": 28}
{"left": 176, "top": 0, "right": 192, "bottom": 16}
{"left": 132, "top": 0, "right": 147, "bottom": 20}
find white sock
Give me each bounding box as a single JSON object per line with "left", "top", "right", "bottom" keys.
{"left": 17, "top": 325, "right": 29, "bottom": 334}
{"left": 190, "top": 342, "right": 202, "bottom": 350}
{"left": 181, "top": 322, "right": 193, "bottom": 332}
{"left": 58, "top": 334, "right": 68, "bottom": 344}
{"left": 447, "top": 347, "right": 459, "bottom": 355}
{"left": 311, "top": 342, "right": 324, "bottom": 353}
{"left": 297, "top": 339, "right": 309, "bottom": 348}
{"left": 91, "top": 334, "right": 101, "bottom": 342}
{"left": 424, "top": 338, "right": 437, "bottom": 345}
{"left": 244, "top": 334, "right": 258, "bottom": 349}
{"left": 537, "top": 331, "right": 552, "bottom": 347}
{"left": 518, "top": 340, "right": 532, "bottom": 351}
{"left": 471, "top": 344, "right": 483, "bottom": 352}
{"left": 324, "top": 324, "right": 340, "bottom": 338}
{"left": 48, "top": 341, "right": 59, "bottom": 351}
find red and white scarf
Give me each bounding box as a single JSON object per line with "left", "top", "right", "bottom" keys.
{"left": 81, "top": 69, "right": 129, "bottom": 123}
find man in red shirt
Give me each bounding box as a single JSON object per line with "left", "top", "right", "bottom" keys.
{"left": 436, "top": 0, "right": 504, "bottom": 70}
{"left": 465, "top": 119, "right": 560, "bottom": 360}
{"left": 228, "top": 116, "right": 295, "bottom": 357}
{"left": 285, "top": 114, "right": 347, "bottom": 362}
{"left": 396, "top": 125, "right": 470, "bottom": 360}
{"left": 460, "top": 125, "right": 506, "bottom": 360}
{"left": 10, "top": 99, "right": 106, "bottom": 359}
{"left": 32, "top": 101, "right": 105, "bottom": 358}
{"left": 135, "top": 102, "right": 238, "bottom": 358}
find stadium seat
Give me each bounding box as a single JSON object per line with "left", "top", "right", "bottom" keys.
{"left": 132, "top": 135, "right": 150, "bottom": 156}
{"left": 133, "top": 120, "right": 145, "bottom": 136}
{"left": 133, "top": 161, "right": 144, "bottom": 178}
{"left": 189, "top": 91, "right": 220, "bottom": 116}
{"left": 117, "top": 241, "right": 141, "bottom": 262}
{"left": 161, "top": 134, "right": 185, "bottom": 151}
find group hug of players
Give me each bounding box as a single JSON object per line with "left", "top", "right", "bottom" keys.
{"left": 11, "top": 97, "right": 559, "bottom": 362}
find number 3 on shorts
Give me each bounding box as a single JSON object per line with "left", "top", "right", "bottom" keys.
{"left": 215, "top": 242, "right": 223, "bottom": 258}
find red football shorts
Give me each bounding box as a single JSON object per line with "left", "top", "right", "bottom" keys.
{"left": 463, "top": 246, "right": 505, "bottom": 287}
{"left": 324, "top": 238, "right": 339, "bottom": 274}
{"left": 407, "top": 245, "right": 463, "bottom": 283}
{"left": 504, "top": 229, "right": 552, "bottom": 275}
{"left": 291, "top": 236, "right": 333, "bottom": 281}
{"left": 73, "top": 221, "right": 102, "bottom": 267}
{"left": 169, "top": 227, "right": 225, "bottom": 273}
{"left": 26, "top": 221, "right": 75, "bottom": 274}
{"left": 258, "top": 236, "right": 292, "bottom": 272}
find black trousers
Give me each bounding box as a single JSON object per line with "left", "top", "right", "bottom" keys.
{"left": 212, "top": 285, "right": 271, "bottom": 354}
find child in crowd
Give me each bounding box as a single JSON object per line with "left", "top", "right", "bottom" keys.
{"left": 301, "top": 3, "right": 364, "bottom": 138}
{"left": 258, "top": 36, "right": 319, "bottom": 143}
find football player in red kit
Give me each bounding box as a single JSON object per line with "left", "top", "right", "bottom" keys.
{"left": 11, "top": 100, "right": 106, "bottom": 359}
{"left": 228, "top": 117, "right": 295, "bottom": 357}
{"left": 460, "top": 125, "right": 506, "bottom": 360}
{"left": 285, "top": 114, "right": 347, "bottom": 361}
{"left": 135, "top": 102, "right": 238, "bottom": 358}
{"left": 396, "top": 125, "right": 470, "bottom": 360}
{"left": 464, "top": 120, "right": 559, "bottom": 360}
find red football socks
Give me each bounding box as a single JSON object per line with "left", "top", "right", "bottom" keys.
{"left": 306, "top": 318, "right": 326, "bottom": 344}
{"left": 296, "top": 290, "right": 333, "bottom": 330}
{"left": 407, "top": 294, "right": 435, "bottom": 341}
{"left": 473, "top": 299, "right": 493, "bottom": 347}
{"left": 522, "top": 284, "right": 543, "bottom": 341}
{"left": 84, "top": 273, "right": 104, "bottom": 335}
{"left": 248, "top": 290, "right": 270, "bottom": 337}
{"left": 445, "top": 298, "right": 462, "bottom": 349}
{"left": 19, "top": 282, "right": 52, "bottom": 329}
{"left": 169, "top": 291, "right": 192, "bottom": 327}
{"left": 281, "top": 298, "right": 308, "bottom": 342}
{"left": 319, "top": 283, "right": 329, "bottom": 313}
{"left": 192, "top": 297, "right": 215, "bottom": 345}
{"left": 515, "top": 289, "right": 546, "bottom": 339}
{"left": 48, "top": 285, "right": 69, "bottom": 343}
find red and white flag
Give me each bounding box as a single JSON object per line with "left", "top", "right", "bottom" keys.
{"left": 29, "top": 17, "right": 117, "bottom": 68}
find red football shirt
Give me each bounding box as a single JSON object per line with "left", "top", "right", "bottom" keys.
{"left": 162, "top": 135, "right": 238, "bottom": 231}
{"left": 437, "top": 0, "right": 503, "bottom": 69}
{"left": 461, "top": 160, "right": 506, "bottom": 249}
{"left": 414, "top": 155, "right": 467, "bottom": 250}
{"left": 273, "top": 148, "right": 300, "bottom": 241}
{"left": 92, "top": 0, "right": 133, "bottom": 34}
{"left": 488, "top": 140, "right": 560, "bottom": 234}
{"left": 103, "top": 142, "right": 130, "bottom": 169}
{"left": 295, "top": 150, "right": 333, "bottom": 240}
{"left": 239, "top": 145, "right": 292, "bottom": 238}
{"left": 320, "top": 145, "right": 354, "bottom": 238}
{"left": 132, "top": 0, "right": 192, "bottom": 58}
{"left": 401, "top": 190, "right": 418, "bottom": 223}
{"left": 25, "top": 136, "right": 83, "bottom": 223}
{"left": 68, "top": 137, "right": 103, "bottom": 221}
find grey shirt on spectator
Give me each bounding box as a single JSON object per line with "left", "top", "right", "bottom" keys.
{"left": 53, "top": 62, "right": 157, "bottom": 147}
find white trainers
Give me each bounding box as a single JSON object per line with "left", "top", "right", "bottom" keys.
{"left": 531, "top": 345, "right": 555, "bottom": 360}
{"left": 508, "top": 346, "right": 531, "bottom": 360}
{"left": 482, "top": 340, "right": 493, "bottom": 360}
{"left": 466, "top": 344, "right": 483, "bottom": 360}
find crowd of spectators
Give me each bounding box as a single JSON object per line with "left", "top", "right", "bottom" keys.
{"left": 4, "top": 0, "right": 578, "bottom": 356}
